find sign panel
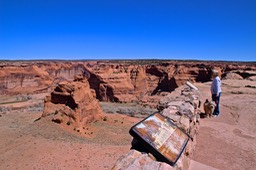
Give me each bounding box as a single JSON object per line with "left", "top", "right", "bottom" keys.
{"left": 129, "top": 112, "right": 189, "bottom": 166}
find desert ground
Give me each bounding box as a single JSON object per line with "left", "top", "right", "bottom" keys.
{"left": 190, "top": 79, "right": 256, "bottom": 170}
{"left": 0, "top": 79, "right": 255, "bottom": 170}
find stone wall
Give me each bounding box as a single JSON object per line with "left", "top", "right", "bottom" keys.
{"left": 112, "top": 84, "right": 201, "bottom": 170}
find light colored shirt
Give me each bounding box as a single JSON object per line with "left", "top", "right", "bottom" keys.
{"left": 211, "top": 76, "right": 221, "bottom": 96}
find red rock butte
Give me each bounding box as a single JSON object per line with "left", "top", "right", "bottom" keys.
{"left": 42, "top": 76, "right": 103, "bottom": 130}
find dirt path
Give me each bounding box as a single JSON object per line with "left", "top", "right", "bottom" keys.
{"left": 191, "top": 80, "right": 256, "bottom": 170}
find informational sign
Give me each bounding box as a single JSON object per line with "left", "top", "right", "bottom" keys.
{"left": 129, "top": 112, "right": 189, "bottom": 166}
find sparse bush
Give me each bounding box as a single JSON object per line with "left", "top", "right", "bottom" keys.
{"left": 130, "top": 113, "right": 135, "bottom": 117}
{"left": 103, "top": 116, "right": 107, "bottom": 121}
{"left": 66, "top": 121, "right": 71, "bottom": 126}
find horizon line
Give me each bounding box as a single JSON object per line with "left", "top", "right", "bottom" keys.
{"left": 1, "top": 58, "right": 255, "bottom": 63}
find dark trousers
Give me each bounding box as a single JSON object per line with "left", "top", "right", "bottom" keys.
{"left": 212, "top": 92, "right": 221, "bottom": 115}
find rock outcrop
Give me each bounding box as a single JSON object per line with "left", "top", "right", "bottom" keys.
{"left": 223, "top": 72, "right": 244, "bottom": 80}
{"left": 0, "top": 61, "right": 91, "bottom": 95}
{"left": 87, "top": 62, "right": 211, "bottom": 103}
{"left": 85, "top": 61, "right": 256, "bottom": 105}
{"left": 0, "top": 64, "right": 52, "bottom": 95}
{"left": 1, "top": 60, "right": 255, "bottom": 105}
{"left": 42, "top": 77, "right": 103, "bottom": 130}
{"left": 222, "top": 70, "right": 256, "bottom": 80}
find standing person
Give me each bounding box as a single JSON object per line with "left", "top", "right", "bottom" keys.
{"left": 211, "top": 69, "right": 222, "bottom": 117}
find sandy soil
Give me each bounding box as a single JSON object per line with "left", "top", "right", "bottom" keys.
{"left": 0, "top": 79, "right": 255, "bottom": 170}
{"left": 0, "top": 103, "right": 141, "bottom": 170}
{"left": 190, "top": 80, "right": 256, "bottom": 170}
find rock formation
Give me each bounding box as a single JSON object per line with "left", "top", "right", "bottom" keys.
{"left": 1, "top": 60, "right": 255, "bottom": 106}
{"left": 42, "top": 76, "right": 103, "bottom": 130}
{"left": 0, "top": 61, "right": 90, "bottom": 95}
{"left": 222, "top": 70, "right": 256, "bottom": 80}
{"left": 85, "top": 61, "right": 256, "bottom": 108}
{"left": 0, "top": 64, "right": 52, "bottom": 95}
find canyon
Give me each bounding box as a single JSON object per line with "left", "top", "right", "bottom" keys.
{"left": 1, "top": 60, "right": 255, "bottom": 104}
{"left": 0, "top": 60, "right": 256, "bottom": 170}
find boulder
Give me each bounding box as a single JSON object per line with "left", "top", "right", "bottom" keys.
{"left": 112, "top": 150, "right": 174, "bottom": 170}
{"left": 247, "top": 76, "right": 256, "bottom": 81}
{"left": 223, "top": 72, "right": 243, "bottom": 80}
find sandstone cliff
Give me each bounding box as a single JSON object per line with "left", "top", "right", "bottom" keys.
{"left": 85, "top": 61, "right": 256, "bottom": 105}
{"left": 1, "top": 60, "right": 255, "bottom": 105}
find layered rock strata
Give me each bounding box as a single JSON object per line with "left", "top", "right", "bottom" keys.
{"left": 1, "top": 60, "right": 255, "bottom": 106}
{"left": 0, "top": 61, "right": 89, "bottom": 95}
{"left": 112, "top": 83, "right": 200, "bottom": 170}
{"left": 42, "top": 76, "right": 103, "bottom": 130}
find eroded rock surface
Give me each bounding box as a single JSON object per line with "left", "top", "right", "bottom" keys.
{"left": 1, "top": 60, "right": 255, "bottom": 106}
{"left": 42, "top": 77, "right": 103, "bottom": 130}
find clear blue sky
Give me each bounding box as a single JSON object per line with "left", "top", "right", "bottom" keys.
{"left": 0, "top": 0, "right": 255, "bottom": 61}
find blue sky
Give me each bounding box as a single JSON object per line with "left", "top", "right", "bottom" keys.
{"left": 0, "top": 0, "right": 255, "bottom": 61}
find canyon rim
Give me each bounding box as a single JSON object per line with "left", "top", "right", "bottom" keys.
{"left": 0, "top": 60, "right": 256, "bottom": 170}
